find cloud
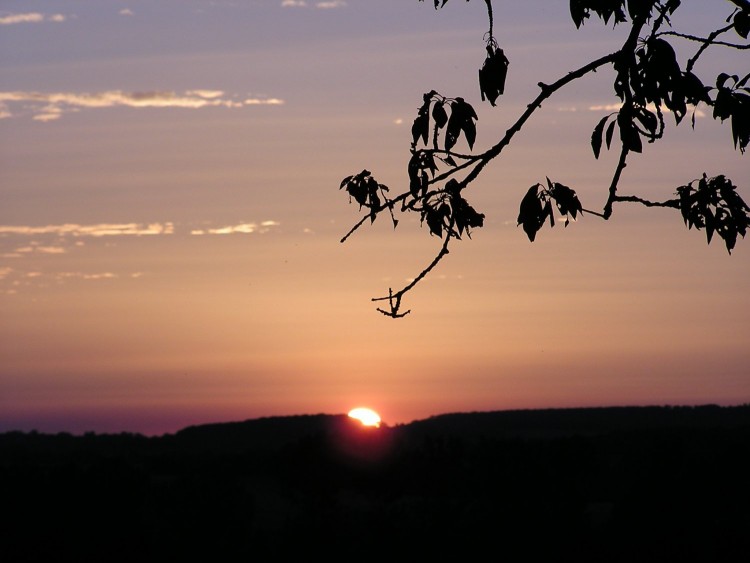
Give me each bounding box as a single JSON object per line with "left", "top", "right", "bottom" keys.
{"left": 0, "top": 223, "right": 175, "bottom": 237}
{"left": 244, "top": 97, "right": 285, "bottom": 105}
{"left": 0, "top": 267, "right": 12, "bottom": 280}
{"left": 13, "top": 245, "right": 67, "bottom": 255}
{"left": 281, "top": 0, "right": 307, "bottom": 6}
{"left": 316, "top": 1, "right": 347, "bottom": 8}
{"left": 0, "top": 13, "right": 66, "bottom": 25}
{"left": 119, "top": 9, "right": 134, "bottom": 16}
{"left": 56, "top": 272, "right": 117, "bottom": 281}
{"left": 0, "top": 90, "right": 285, "bottom": 121}
{"left": 588, "top": 102, "right": 706, "bottom": 118}
{"left": 190, "top": 221, "right": 280, "bottom": 236}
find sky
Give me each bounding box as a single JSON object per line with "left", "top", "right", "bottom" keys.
{"left": 1, "top": 0, "right": 748, "bottom": 435}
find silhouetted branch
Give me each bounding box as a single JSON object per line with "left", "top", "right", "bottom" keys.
{"left": 340, "top": 1, "right": 748, "bottom": 316}
{"left": 373, "top": 226, "right": 453, "bottom": 318}
{"left": 603, "top": 146, "right": 630, "bottom": 219}
{"left": 461, "top": 52, "right": 620, "bottom": 188}
{"left": 613, "top": 195, "right": 680, "bottom": 209}
{"left": 484, "top": 0, "right": 494, "bottom": 41}
{"left": 657, "top": 26, "right": 747, "bottom": 73}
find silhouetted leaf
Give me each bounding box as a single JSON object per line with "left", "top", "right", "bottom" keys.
{"left": 635, "top": 106, "right": 658, "bottom": 135}
{"left": 339, "top": 175, "right": 354, "bottom": 190}
{"left": 412, "top": 99, "right": 431, "bottom": 145}
{"left": 445, "top": 98, "right": 478, "bottom": 150}
{"left": 569, "top": 0, "right": 589, "bottom": 28}
{"left": 729, "top": 91, "right": 750, "bottom": 152}
{"left": 517, "top": 184, "right": 547, "bottom": 242}
{"left": 734, "top": 9, "right": 750, "bottom": 39}
{"left": 682, "top": 72, "right": 711, "bottom": 106}
{"left": 605, "top": 119, "right": 616, "bottom": 149}
{"left": 479, "top": 44, "right": 510, "bottom": 106}
{"left": 549, "top": 181, "right": 584, "bottom": 220}
{"left": 432, "top": 101, "right": 448, "bottom": 129}
{"left": 618, "top": 108, "right": 642, "bottom": 153}
{"left": 591, "top": 114, "right": 609, "bottom": 159}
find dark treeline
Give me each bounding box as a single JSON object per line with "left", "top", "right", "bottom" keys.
{"left": 2, "top": 405, "right": 749, "bottom": 562}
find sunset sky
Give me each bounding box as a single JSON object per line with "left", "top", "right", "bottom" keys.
{"left": 1, "top": 0, "right": 748, "bottom": 435}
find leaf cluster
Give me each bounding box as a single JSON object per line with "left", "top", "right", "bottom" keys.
{"left": 517, "top": 178, "right": 584, "bottom": 242}
{"left": 340, "top": 170, "right": 390, "bottom": 224}
{"left": 412, "top": 91, "right": 478, "bottom": 152}
{"left": 422, "top": 179, "right": 485, "bottom": 239}
{"left": 713, "top": 73, "right": 750, "bottom": 153}
{"left": 677, "top": 174, "right": 750, "bottom": 253}
{"left": 570, "top": 0, "right": 682, "bottom": 29}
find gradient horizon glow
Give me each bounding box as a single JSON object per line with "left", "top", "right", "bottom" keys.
{"left": 1, "top": 1, "right": 748, "bottom": 435}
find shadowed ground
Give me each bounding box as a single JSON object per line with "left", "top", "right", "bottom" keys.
{"left": 2, "top": 405, "right": 749, "bottom": 562}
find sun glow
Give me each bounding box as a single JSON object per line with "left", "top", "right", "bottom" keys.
{"left": 348, "top": 407, "right": 381, "bottom": 428}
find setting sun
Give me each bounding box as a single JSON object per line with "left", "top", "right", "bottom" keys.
{"left": 348, "top": 407, "right": 381, "bottom": 428}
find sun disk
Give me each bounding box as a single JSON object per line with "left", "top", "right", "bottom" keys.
{"left": 348, "top": 407, "right": 381, "bottom": 428}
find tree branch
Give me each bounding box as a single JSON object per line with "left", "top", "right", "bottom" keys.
{"left": 462, "top": 52, "right": 620, "bottom": 188}
{"left": 372, "top": 227, "right": 454, "bottom": 318}
{"left": 603, "top": 145, "right": 630, "bottom": 219}
{"left": 612, "top": 195, "right": 680, "bottom": 209}
{"left": 657, "top": 26, "right": 747, "bottom": 74}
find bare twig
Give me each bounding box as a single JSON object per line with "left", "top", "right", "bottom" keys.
{"left": 373, "top": 227, "right": 453, "bottom": 318}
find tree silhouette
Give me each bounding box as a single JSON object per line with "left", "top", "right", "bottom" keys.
{"left": 339, "top": 0, "right": 750, "bottom": 317}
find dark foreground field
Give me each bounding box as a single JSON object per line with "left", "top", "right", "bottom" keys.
{"left": 2, "top": 405, "right": 749, "bottom": 562}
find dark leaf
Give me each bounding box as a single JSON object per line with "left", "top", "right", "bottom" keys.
{"left": 605, "top": 119, "right": 616, "bottom": 149}
{"left": 635, "top": 106, "right": 658, "bottom": 134}
{"left": 445, "top": 98, "right": 478, "bottom": 150}
{"left": 479, "top": 44, "right": 510, "bottom": 106}
{"left": 730, "top": 93, "right": 750, "bottom": 152}
{"left": 339, "top": 175, "right": 353, "bottom": 190}
{"left": 517, "top": 184, "right": 546, "bottom": 242}
{"left": 713, "top": 88, "right": 733, "bottom": 121}
{"left": 618, "top": 109, "right": 642, "bottom": 153}
{"left": 591, "top": 114, "right": 609, "bottom": 159}
{"left": 412, "top": 110, "right": 430, "bottom": 145}
{"left": 549, "top": 181, "right": 584, "bottom": 219}
{"left": 432, "top": 101, "right": 448, "bottom": 129}
{"left": 425, "top": 207, "right": 444, "bottom": 238}
{"left": 569, "top": 0, "right": 589, "bottom": 28}
{"left": 545, "top": 200, "right": 555, "bottom": 228}
{"left": 682, "top": 72, "right": 711, "bottom": 106}
{"left": 734, "top": 10, "right": 750, "bottom": 39}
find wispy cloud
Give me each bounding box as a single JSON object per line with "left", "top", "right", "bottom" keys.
{"left": 0, "top": 221, "right": 280, "bottom": 238}
{"left": 119, "top": 9, "right": 134, "bottom": 16}
{"left": 13, "top": 245, "right": 67, "bottom": 255}
{"left": 190, "top": 221, "right": 280, "bottom": 235}
{"left": 0, "top": 223, "right": 175, "bottom": 237}
{"left": 0, "top": 90, "right": 285, "bottom": 121}
{"left": 316, "top": 1, "right": 347, "bottom": 8}
{"left": 56, "top": 272, "right": 117, "bottom": 281}
{"left": 0, "top": 12, "right": 67, "bottom": 25}
{"left": 588, "top": 102, "right": 706, "bottom": 118}
{"left": 281, "top": 0, "right": 307, "bottom": 6}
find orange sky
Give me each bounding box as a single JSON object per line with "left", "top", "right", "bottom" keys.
{"left": 1, "top": 1, "right": 748, "bottom": 434}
